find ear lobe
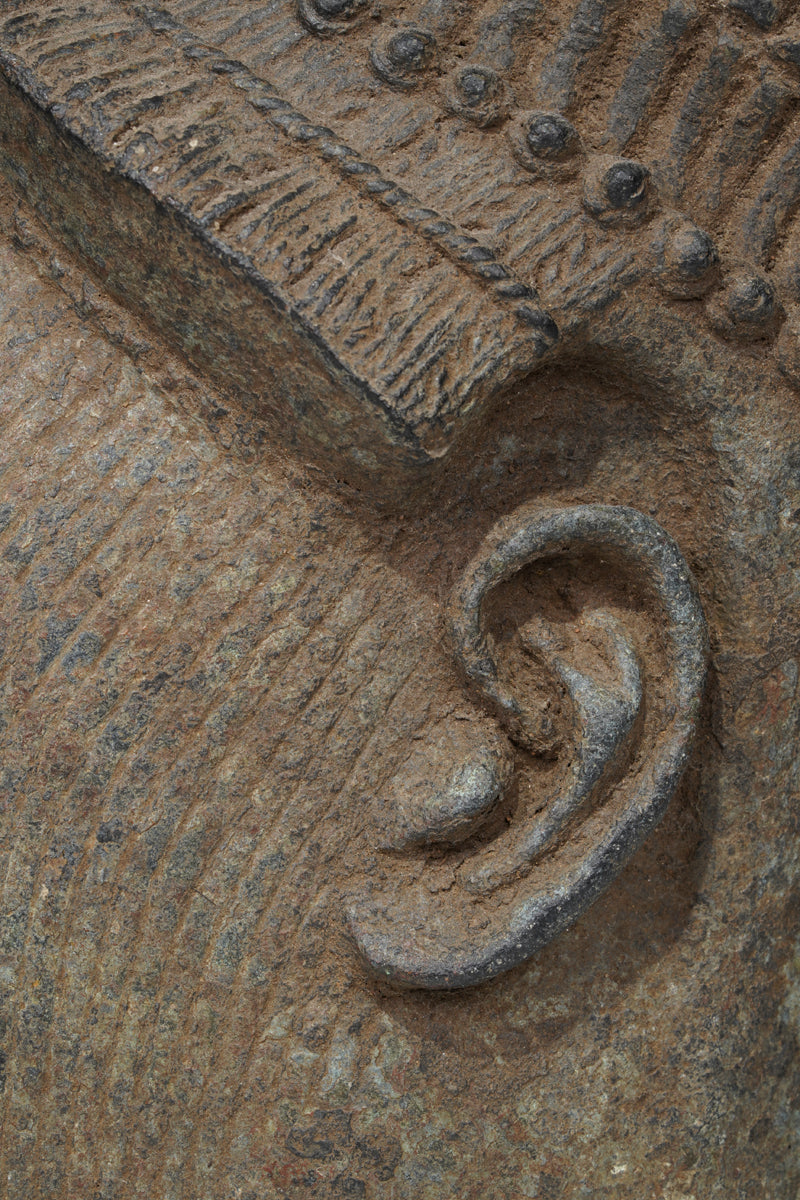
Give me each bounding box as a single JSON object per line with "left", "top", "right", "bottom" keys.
{"left": 347, "top": 504, "right": 709, "bottom": 990}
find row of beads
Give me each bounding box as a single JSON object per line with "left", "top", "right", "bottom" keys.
{"left": 296, "top": 1, "right": 787, "bottom": 345}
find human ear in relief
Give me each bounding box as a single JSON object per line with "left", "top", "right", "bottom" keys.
{"left": 348, "top": 504, "right": 709, "bottom": 989}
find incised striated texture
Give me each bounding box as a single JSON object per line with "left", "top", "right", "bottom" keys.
{"left": 0, "top": 2, "right": 798, "bottom": 1198}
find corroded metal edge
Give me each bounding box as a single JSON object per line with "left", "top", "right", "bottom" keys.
{"left": 0, "top": 64, "right": 421, "bottom": 488}
{"left": 0, "top": 6, "right": 562, "bottom": 492}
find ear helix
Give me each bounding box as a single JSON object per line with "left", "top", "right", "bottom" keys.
{"left": 347, "top": 504, "right": 708, "bottom": 990}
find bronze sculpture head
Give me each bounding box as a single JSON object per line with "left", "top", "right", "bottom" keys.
{"left": 0, "top": 1, "right": 798, "bottom": 1195}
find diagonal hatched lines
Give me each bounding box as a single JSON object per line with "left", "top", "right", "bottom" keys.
{"left": 2, "top": 0, "right": 559, "bottom": 449}
{"left": 55, "top": 562, "right": 383, "bottom": 1190}
{"left": 201, "top": 640, "right": 437, "bottom": 1199}
{"left": 0, "top": 234, "right": 446, "bottom": 1196}
{"left": 129, "top": 603, "right": 423, "bottom": 1195}
{"left": 36, "top": 0, "right": 796, "bottom": 324}
{"left": 0, "top": 240, "right": 457, "bottom": 1200}
{"left": 20, "top": 520, "right": 336, "bottom": 1191}
{"left": 5, "top": 528, "right": 362, "bottom": 1190}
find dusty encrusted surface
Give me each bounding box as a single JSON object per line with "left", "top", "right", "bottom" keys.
{"left": 0, "top": 187, "right": 798, "bottom": 1196}
{"left": 0, "top": 2, "right": 560, "bottom": 481}
{"left": 5, "top": 1, "right": 800, "bottom": 486}
{"left": 0, "top": 2, "right": 799, "bottom": 1197}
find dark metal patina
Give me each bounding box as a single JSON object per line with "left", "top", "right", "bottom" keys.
{"left": 0, "top": 1, "right": 798, "bottom": 1197}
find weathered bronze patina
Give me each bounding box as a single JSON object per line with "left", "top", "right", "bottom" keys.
{"left": 0, "top": 1, "right": 798, "bottom": 1197}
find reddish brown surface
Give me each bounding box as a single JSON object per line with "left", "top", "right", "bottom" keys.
{"left": 0, "top": 2, "right": 798, "bottom": 1197}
